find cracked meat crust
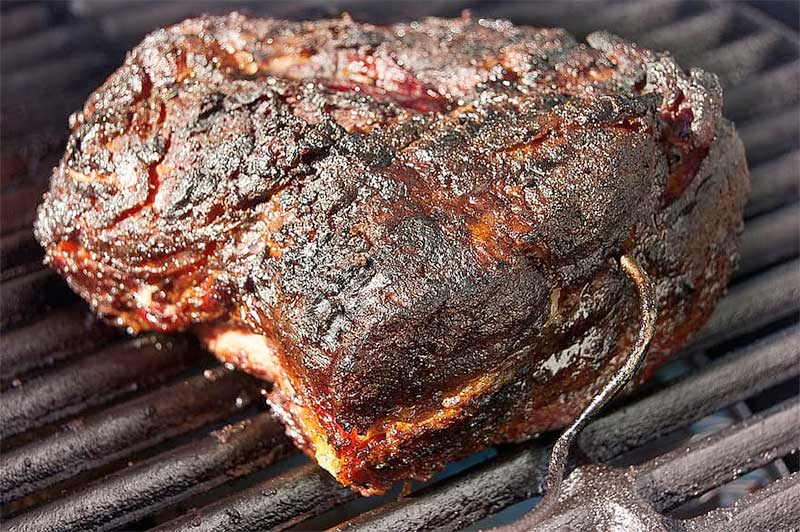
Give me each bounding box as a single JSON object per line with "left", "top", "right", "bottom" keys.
{"left": 35, "top": 14, "right": 750, "bottom": 494}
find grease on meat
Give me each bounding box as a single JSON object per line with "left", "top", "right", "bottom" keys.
{"left": 35, "top": 14, "right": 749, "bottom": 494}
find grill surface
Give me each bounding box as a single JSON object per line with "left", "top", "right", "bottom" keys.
{"left": 1, "top": 1, "right": 798, "bottom": 531}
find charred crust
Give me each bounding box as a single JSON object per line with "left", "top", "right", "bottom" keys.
{"left": 35, "top": 14, "right": 750, "bottom": 493}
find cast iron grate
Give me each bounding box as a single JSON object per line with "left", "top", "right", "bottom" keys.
{"left": 1, "top": 1, "right": 798, "bottom": 531}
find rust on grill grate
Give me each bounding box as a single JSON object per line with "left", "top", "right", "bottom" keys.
{"left": 1, "top": 1, "right": 798, "bottom": 531}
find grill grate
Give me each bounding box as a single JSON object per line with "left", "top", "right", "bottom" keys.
{"left": 1, "top": 1, "right": 798, "bottom": 531}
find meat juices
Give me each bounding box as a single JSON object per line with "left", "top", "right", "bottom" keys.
{"left": 35, "top": 14, "right": 750, "bottom": 494}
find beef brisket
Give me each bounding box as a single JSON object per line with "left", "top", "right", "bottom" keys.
{"left": 35, "top": 14, "right": 750, "bottom": 494}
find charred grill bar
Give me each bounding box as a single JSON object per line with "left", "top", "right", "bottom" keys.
{"left": 1, "top": 1, "right": 798, "bottom": 531}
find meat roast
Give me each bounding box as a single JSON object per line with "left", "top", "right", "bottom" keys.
{"left": 34, "top": 14, "right": 750, "bottom": 494}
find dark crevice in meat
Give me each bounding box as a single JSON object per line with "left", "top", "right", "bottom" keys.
{"left": 112, "top": 134, "right": 171, "bottom": 226}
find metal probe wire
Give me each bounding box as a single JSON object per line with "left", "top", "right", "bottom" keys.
{"left": 491, "top": 253, "right": 657, "bottom": 531}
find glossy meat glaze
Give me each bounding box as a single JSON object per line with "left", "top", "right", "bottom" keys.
{"left": 35, "top": 14, "right": 750, "bottom": 493}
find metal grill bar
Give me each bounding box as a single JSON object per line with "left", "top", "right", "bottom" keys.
{"left": 635, "top": 399, "right": 799, "bottom": 512}
{"left": 724, "top": 61, "right": 800, "bottom": 123}
{"left": 0, "top": 185, "right": 49, "bottom": 234}
{"left": 687, "top": 259, "right": 799, "bottom": 350}
{"left": 70, "top": 0, "right": 332, "bottom": 22}
{"left": 0, "top": 335, "right": 202, "bottom": 439}
{"left": 0, "top": 143, "right": 61, "bottom": 192}
{"left": 0, "top": 270, "right": 74, "bottom": 331}
{"left": 0, "top": 367, "right": 260, "bottom": 505}
{"left": 465, "top": 0, "right": 612, "bottom": 28}
{"left": 0, "top": 187, "right": 49, "bottom": 236}
{"left": 69, "top": 0, "right": 142, "bottom": 17}
{"left": 637, "top": 8, "right": 756, "bottom": 63}
{"left": 0, "top": 304, "right": 119, "bottom": 383}
{"left": 580, "top": 325, "right": 799, "bottom": 463}
{"left": 1, "top": 53, "right": 108, "bottom": 108}
{"left": 0, "top": 21, "right": 102, "bottom": 72}
{"left": 746, "top": 150, "right": 800, "bottom": 218}
{"left": 569, "top": 0, "right": 707, "bottom": 39}
{"left": 531, "top": 403, "right": 799, "bottom": 531}
{"left": 694, "top": 31, "right": 797, "bottom": 88}
{"left": 737, "top": 204, "right": 799, "bottom": 280}
{"left": 2, "top": 85, "right": 102, "bottom": 140}
{"left": 332, "top": 443, "right": 551, "bottom": 532}
{"left": 0, "top": 229, "right": 45, "bottom": 281}
{"left": 97, "top": 2, "right": 243, "bottom": 44}
{"left": 690, "top": 473, "right": 800, "bottom": 532}
{"left": 0, "top": 3, "right": 50, "bottom": 42}
{"left": 158, "top": 463, "right": 359, "bottom": 532}
{"left": 3, "top": 413, "right": 292, "bottom": 532}
{"left": 738, "top": 105, "right": 800, "bottom": 166}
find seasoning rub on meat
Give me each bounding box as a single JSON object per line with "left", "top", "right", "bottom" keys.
{"left": 35, "top": 13, "right": 750, "bottom": 494}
